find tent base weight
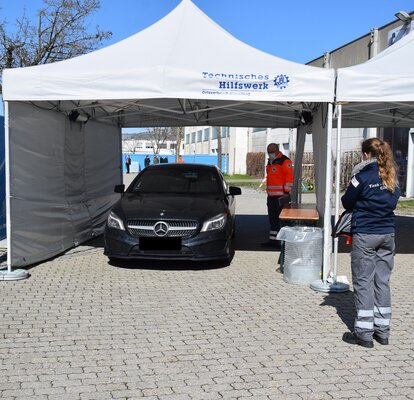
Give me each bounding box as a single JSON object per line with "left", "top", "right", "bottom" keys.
{"left": 310, "top": 279, "right": 349, "bottom": 293}
{"left": 0, "top": 269, "right": 29, "bottom": 281}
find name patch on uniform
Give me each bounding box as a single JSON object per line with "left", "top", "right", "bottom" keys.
{"left": 351, "top": 176, "right": 359, "bottom": 187}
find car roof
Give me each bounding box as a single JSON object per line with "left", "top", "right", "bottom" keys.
{"left": 145, "top": 163, "right": 219, "bottom": 172}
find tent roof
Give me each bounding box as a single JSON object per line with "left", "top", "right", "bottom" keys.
{"left": 336, "top": 30, "right": 414, "bottom": 128}
{"left": 2, "top": 0, "right": 334, "bottom": 128}
{"left": 337, "top": 30, "right": 414, "bottom": 102}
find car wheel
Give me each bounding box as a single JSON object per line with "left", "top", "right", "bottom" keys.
{"left": 223, "top": 243, "right": 235, "bottom": 265}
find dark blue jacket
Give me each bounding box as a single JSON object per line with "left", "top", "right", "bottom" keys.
{"left": 341, "top": 162, "right": 400, "bottom": 234}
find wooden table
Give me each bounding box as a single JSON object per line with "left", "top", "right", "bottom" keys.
{"left": 279, "top": 203, "right": 319, "bottom": 224}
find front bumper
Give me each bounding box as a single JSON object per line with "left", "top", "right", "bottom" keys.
{"left": 104, "top": 227, "right": 232, "bottom": 261}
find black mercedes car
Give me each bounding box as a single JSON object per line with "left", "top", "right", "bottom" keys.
{"left": 104, "top": 163, "right": 241, "bottom": 262}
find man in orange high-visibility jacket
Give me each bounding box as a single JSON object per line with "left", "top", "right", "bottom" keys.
{"left": 261, "top": 143, "right": 293, "bottom": 247}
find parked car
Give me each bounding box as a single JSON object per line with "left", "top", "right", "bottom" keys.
{"left": 104, "top": 163, "right": 241, "bottom": 263}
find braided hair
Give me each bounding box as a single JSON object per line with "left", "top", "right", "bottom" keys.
{"left": 361, "top": 138, "right": 397, "bottom": 192}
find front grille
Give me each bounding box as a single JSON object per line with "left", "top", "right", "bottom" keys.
{"left": 127, "top": 219, "right": 198, "bottom": 238}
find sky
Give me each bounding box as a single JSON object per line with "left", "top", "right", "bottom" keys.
{"left": 2, "top": 0, "right": 414, "bottom": 64}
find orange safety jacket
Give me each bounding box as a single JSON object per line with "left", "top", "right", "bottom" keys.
{"left": 266, "top": 152, "right": 294, "bottom": 196}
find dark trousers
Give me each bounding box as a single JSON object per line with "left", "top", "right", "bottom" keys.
{"left": 267, "top": 196, "right": 283, "bottom": 240}
{"left": 126, "top": 163, "right": 130, "bottom": 173}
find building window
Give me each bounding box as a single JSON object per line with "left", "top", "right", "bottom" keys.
{"left": 136, "top": 143, "right": 143, "bottom": 148}
{"left": 212, "top": 127, "right": 219, "bottom": 139}
{"left": 170, "top": 143, "right": 177, "bottom": 150}
{"left": 185, "top": 134, "right": 190, "bottom": 144}
{"left": 203, "top": 128, "right": 210, "bottom": 141}
{"left": 197, "top": 130, "right": 202, "bottom": 142}
{"left": 222, "top": 127, "right": 230, "bottom": 138}
{"left": 159, "top": 143, "right": 167, "bottom": 149}
{"left": 191, "top": 132, "right": 196, "bottom": 143}
{"left": 252, "top": 128, "right": 265, "bottom": 133}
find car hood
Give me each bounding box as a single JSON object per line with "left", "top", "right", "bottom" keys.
{"left": 113, "top": 193, "right": 227, "bottom": 221}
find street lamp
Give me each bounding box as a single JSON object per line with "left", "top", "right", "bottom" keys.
{"left": 395, "top": 10, "right": 412, "bottom": 23}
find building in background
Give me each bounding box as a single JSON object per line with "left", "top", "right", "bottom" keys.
{"left": 184, "top": 124, "right": 366, "bottom": 176}
{"left": 183, "top": 126, "right": 304, "bottom": 175}
{"left": 122, "top": 133, "right": 183, "bottom": 156}
{"left": 184, "top": 126, "right": 237, "bottom": 174}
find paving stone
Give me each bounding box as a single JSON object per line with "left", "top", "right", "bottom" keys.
{"left": 1, "top": 187, "right": 413, "bottom": 399}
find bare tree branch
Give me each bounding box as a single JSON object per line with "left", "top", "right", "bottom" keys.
{"left": 147, "top": 127, "right": 176, "bottom": 156}
{"left": 0, "top": 0, "right": 111, "bottom": 78}
{"left": 175, "top": 126, "right": 184, "bottom": 161}
{"left": 216, "top": 126, "right": 223, "bottom": 171}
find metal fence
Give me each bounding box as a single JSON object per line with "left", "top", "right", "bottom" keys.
{"left": 290, "top": 151, "right": 362, "bottom": 191}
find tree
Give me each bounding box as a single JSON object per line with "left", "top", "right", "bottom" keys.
{"left": 0, "top": 0, "right": 111, "bottom": 83}
{"left": 216, "top": 126, "right": 222, "bottom": 171}
{"left": 174, "top": 126, "right": 184, "bottom": 161}
{"left": 146, "top": 127, "right": 176, "bottom": 156}
{"left": 122, "top": 137, "right": 137, "bottom": 154}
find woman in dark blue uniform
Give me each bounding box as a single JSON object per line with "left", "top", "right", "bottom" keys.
{"left": 342, "top": 138, "right": 400, "bottom": 348}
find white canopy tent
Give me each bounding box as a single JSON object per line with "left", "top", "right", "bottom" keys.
{"left": 2, "top": 0, "right": 336, "bottom": 277}
{"left": 337, "top": 29, "right": 414, "bottom": 104}
{"left": 336, "top": 29, "right": 414, "bottom": 131}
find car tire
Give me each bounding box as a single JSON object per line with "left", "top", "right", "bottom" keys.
{"left": 223, "top": 243, "right": 235, "bottom": 265}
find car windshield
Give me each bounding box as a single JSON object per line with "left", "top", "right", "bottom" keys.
{"left": 130, "top": 167, "right": 222, "bottom": 195}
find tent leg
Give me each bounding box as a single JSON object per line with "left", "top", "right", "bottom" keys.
{"left": 1, "top": 101, "right": 29, "bottom": 281}
{"left": 311, "top": 103, "right": 348, "bottom": 293}
{"left": 331, "top": 104, "right": 348, "bottom": 289}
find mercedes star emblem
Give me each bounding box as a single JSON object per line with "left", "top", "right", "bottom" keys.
{"left": 153, "top": 221, "right": 169, "bottom": 237}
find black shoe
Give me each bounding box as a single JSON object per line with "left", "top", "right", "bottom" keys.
{"left": 342, "top": 332, "right": 374, "bottom": 348}
{"left": 260, "top": 241, "right": 281, "bottom": 249}
{"left": 373, "top": 333, "right": 389, "bottom": 345}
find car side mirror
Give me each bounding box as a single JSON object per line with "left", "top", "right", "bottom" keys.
{"left": 228, "top": 186, "right": 242, "bottom": 196}
{"left": 114, "top": 184, "right": 125, "bottom": 193}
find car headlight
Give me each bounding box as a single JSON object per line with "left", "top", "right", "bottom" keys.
{"left": 201, "top": 213, "right": 227, "bottom": 232}
{"left": 107, "top": 211, "right": 125, "bottom": 231}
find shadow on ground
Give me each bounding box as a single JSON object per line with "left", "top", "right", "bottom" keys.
{"left": 85, "top": 235, "right": 233, "bottom": 270}
{"left": 233, "top": 215, "right": 273, "bottom": 251}
{"left": 234, "top": 214, "right": 414, "bottom": 255}
{"left": 336, "top": 215, "right": 413, "bottom": 254}
{"left": 84, "top": 213, "right": 413, "bottom": 258}
{"left": 22, "top": 213, "right": 410, "bottom": 272}
{"left": 107, "top": 258, "right": 230, "bottom": 271}
{"left": 320, "top": 290, "right": 355, "bottom": 331}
